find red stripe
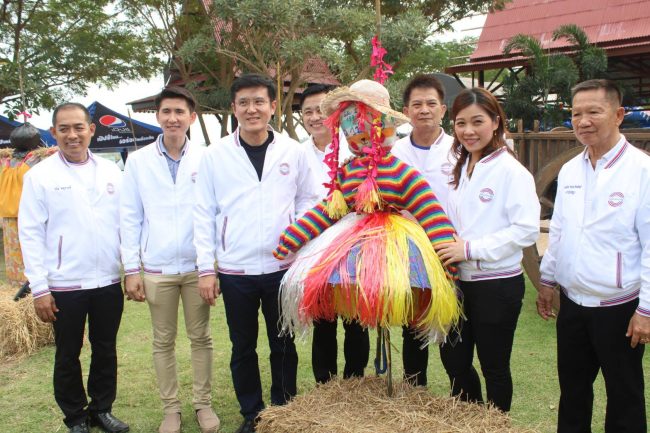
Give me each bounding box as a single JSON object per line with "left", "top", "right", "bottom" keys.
{"left": 604, "top": 142, "right": 628, "bottom": 169}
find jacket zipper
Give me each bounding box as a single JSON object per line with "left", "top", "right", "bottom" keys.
{"left": 57, "top": 235, "right": 63, "bottom": 269}
{"left": 222, "top": 216, "right": 228, "bottom": 251}
{"left": 616, "top": 252, "right": 623, "bottom": 288}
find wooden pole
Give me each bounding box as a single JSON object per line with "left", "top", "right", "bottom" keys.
{"left": 375, "top": 0, "right": 381, "bottom": 37}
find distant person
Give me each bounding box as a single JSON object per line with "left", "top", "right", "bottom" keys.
{"left": 19, "top": 103, "right": 128, "bottom": 433}
{"left": 0, "top": 123, "right": 52, "bottom": 285}
{"left": 121, "top": 86, "right": 219, "bottom": 433}
{"left": 193, "top": 73, "right": 319, "bottom": 433}
{"left": 300, "top": 84, "right": 369, "bottom": 384}
{"left": 436, "top": 88, "right": 540, "bottom": 412}
{"left": 538, "top": 79, "right": 649, "bottom": 433}
{"left": 391, "top": 74, "right": 454, "bottom": 387}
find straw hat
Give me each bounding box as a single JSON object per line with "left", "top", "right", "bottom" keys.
{"left": 320, "top": 79, "right": 409, "bottom": 125}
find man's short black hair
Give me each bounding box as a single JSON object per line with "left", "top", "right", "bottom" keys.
{"left": 52, "top": 102, "right": 91, "bottom": 126}
{"left": 403, "top": 74, "right": 446, "bottom": 106}
{"left": 571, "top": 79, "right": 622, "bottom": 107}
{"left": 300, "top": 84, "right": 336, "bottom": 109}
{"left": 230, "top": 73, "right": 277, "bottom": 102}
{"left": 155, "top": 86, "right": 197, "bottom": 112}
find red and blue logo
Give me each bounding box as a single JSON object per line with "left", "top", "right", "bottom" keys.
{"left": 99, "top": 115, "right": 126, "bottom": 128}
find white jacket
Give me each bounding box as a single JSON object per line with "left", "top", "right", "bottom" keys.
{"left": 194, "top": 127, "right": 320, "bottom": 275}
{"left": 540, "top": 137, "right": 650, "bottom": 316}
{"left": 19, "top": 151, "right": 122, "bottom": 298}
{"left": 391, "top": 130, "right": 455, "bottom": 211}
{"left": 120, "top": 136, "right": 204, "bottom": 275}
{"left": 304, "top": 135, "right": 353, "bottom": 199}
{"left": 447, "top": 147, "right": 540, "bottom": 281}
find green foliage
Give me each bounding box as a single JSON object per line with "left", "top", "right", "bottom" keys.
{"left": 502, "top": 28, "right": 610, "bottom": 130}
{"left": 0, "top": 0, "right": 163, "bottom": 114}
{"left": 552, "top": 24, "right": 607, "bottom": 81}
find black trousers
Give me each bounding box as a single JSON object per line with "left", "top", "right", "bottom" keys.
{"left": 439, "top": 274, "right": 524, "bottom": 412}
{"left": 402, "top": 326, "right": 429, "bottom": 386}
{"left": 312, "top": 318, "right": 369, "bottom": 383}
{"left": 51, "top": 283, "right": 124, "bottom": 428}
{"left": 219, "top": 271, "right": 297, "bottom": 420}
{"left": 557, "top": 292, "right": 646, "bottom": 433}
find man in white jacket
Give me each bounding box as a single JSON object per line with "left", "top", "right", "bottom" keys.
{"left": 19, "top": 103, "right": 128, "bottom": 433}
{"left": 120, "top": 87, "right": 219, "bottom": 433}
{"left": 194, "top": 74, "right": 319, "bottom": 433}
{"left": 391, "top": 74, "right": 454, "bottom": 387}
{"left": 299, "top": 84, "right": 369, "bottom": 384}
{"left": 538, "top": 79, "right": 649, "bottom": 433}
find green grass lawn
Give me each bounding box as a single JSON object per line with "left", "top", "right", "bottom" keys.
{"left": 0, "top": 276, "right": 647, "bottom": 433}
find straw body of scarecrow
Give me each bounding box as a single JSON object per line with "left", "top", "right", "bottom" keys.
{"left": 0, "top": 124, "right": 54, "bottom": 285}
{"left": 273, "top": 80, "right": 461, "bottom": 345}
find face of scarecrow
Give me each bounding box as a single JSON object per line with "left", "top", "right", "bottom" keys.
{"left": 339, "top": 104, "right": 398, "bottom": 156}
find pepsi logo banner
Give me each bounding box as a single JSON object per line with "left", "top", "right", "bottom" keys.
{"left": 88, "top": 102, "right": 162, "bottom": 150}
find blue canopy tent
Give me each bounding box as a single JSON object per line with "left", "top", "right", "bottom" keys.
{"left": 0, "top": 114, "right": 56, "bottom": 147}
{"left": 87, "top": 101, "right": 161, "bottom": 151}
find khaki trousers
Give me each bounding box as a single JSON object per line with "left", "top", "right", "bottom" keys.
{"left": 144, "top": 271, "right": 213, "bottom": 413}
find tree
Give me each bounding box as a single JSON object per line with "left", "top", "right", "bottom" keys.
{"left": 502, "top": 33, "right": 578, "bottom": 130}
{"left": 120, "top": 0, "right": 221, "bottom": 142}
{"left": 552, "top": 24, "right": 607, "bottom": 81}
{"left": 198, "top": 0, "right": 505, "bottom": 139}
{"left": 0, "top": 0, "right": 162, "bottom": 115}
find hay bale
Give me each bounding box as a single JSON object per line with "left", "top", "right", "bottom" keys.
{"left": 257, "top": 377, "right": 540, "bottom": 433}
{"left": 0, "top": 283, "right": 53, "bottom": 359}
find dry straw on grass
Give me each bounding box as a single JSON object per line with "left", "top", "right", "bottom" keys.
{"left": 0, "top": 283, "right": 53, "bottom": 359}
{"left": 258, "top": 377, "right": 540, "bottom": 433}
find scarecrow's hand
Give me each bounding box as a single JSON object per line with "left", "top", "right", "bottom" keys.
{"left": 273, "top": 243, "right": 291, "bottom": 260}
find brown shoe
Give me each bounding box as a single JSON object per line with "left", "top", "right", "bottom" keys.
{"left": 196, "top": 408, "right": 220, "bottom": 433}
{"left": 158, "top": 413, "right": 181, "bottom": 433}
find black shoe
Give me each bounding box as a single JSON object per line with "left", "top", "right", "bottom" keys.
{"left": 89, "top": 412, "right": 129, "bottom": 433}
{"left": 69, "top": 421, "right": 90, "bottom": 433}
{"left": 235, "top": 418, "right": 256, "bottom": 433}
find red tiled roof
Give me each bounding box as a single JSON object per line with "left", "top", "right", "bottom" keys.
{"left": 471, "top": 0, "right": 650, "bottom": 62}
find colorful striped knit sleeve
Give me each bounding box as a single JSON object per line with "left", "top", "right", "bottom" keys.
{"left": 398, "top": 164, "right": 456, "bottom": 245}
{"left": 274, "top": 200, "right": 339, "bottom": 260}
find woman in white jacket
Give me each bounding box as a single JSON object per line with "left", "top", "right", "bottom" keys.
{"left": 435, "top": 88, "right": 539, "bottom": 412}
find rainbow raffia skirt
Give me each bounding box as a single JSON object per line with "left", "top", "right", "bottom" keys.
{"left": 279, "top": 211, "right": 461, "bottom": 344}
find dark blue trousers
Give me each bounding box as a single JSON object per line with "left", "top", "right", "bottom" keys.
{"left": 439, "top": 274, "right": 525, "bottom": 412}
{"left": 402, "top": 325, "right": 429, "bottom": 386}
{"left": 312, "top": 318, "right": 369, "bottom": 383}
{"left": 219, "top": 271, "right": 297, "bottom": 420}
{"left": 51, "top": 282, "right": 124, "bottom": 428}
{"left": 557, "top": 292, "right": 646, "bottom": 433}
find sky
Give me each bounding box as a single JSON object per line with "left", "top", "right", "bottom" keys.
{"left": 4, "top": 14, "right": 486, "bottom": 145}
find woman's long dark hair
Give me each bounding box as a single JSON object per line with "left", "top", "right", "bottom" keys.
{"left": 450, "top": 88, "right": 507, "bottom": 188}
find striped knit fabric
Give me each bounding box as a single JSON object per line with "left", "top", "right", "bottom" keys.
{"left": 275, "top": 154, "right": 458, "bottom": 278}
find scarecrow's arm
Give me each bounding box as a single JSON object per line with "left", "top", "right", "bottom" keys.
{"left": 398, "top": 164, "right": 458, "bottom": 279}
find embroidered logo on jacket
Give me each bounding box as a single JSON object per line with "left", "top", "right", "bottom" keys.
{"left": 279, "top": 162, "right": 290, "bottom": 175}
{"left": 191, "top": 172, "right": 198, "bottom": 183}
{"left": 441, "top": 162, "right": 453, "bottom": 175}
{"left": 478, "top": 188, "right": 494, "bottom": 202}
{"left": 608, "top": 192, "right": 624, "bottom": 207}
{"left": 106, "top": 183, "right": 115, "bottom": 194}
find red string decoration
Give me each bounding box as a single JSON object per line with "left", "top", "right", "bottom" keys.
{"left": 371, "top": 36, "right": 393, "bottom": 85}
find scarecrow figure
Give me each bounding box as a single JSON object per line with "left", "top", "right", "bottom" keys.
{"left": 273, "top": 80, "right": 462, "bottom": 389}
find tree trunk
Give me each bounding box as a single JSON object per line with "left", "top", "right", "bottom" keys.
{"left": 195, "top": 106, "right": 211, "bottom": 145}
